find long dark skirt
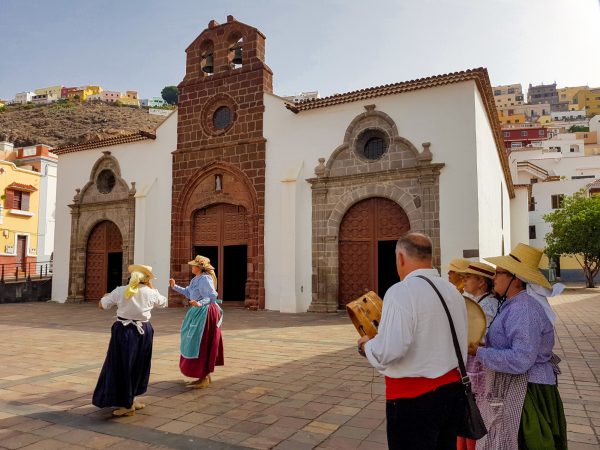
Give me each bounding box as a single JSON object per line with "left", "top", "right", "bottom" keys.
{"left": 92, "top": 321, "right": 154, "bottom": 408}
{"left": 179, "top": 303, "right": 224, "bottom": 379}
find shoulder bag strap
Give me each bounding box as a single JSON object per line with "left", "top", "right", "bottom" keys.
{"left": 415, "top": 275, "right": 472, "bottom": 390}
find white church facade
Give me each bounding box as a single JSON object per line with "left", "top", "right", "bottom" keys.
{"left": 51, "top": 16, "right": 517, "bottom": 312}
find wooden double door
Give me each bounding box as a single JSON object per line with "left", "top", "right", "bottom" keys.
{"left": 85, "top": 221, "right": 123, "bottom": 302}
{"left": 338, "top": 197, "right": 410, "bottom": 306}
{"left": 193, "top": 204, "right": 248, "bottom": 301}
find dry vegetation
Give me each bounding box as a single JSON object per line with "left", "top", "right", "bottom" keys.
{"left": 0, "top": 101, "right": 170, "bottom": 148}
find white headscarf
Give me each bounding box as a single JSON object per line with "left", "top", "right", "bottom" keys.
{"left": 522, "top": 280, "right": 565, "bottom": 324}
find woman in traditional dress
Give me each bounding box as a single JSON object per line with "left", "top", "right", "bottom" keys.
{"left": 169, "top": 255, "right": 224, "bottom": 388}
{"left": 456, "top": 261, "right": 498, "bottom": 450}
{"left": 93, "top": 264, "right": 167, "bottom": 417}
{"left": 471, "top": 243, "right": 567, "bottom": 449}
{"left": 448, "top": 258, "right": 470, "bottom": 293}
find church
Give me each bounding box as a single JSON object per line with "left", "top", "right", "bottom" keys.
{"left": 52, "top": 16, "right": 521, "bottom": 312}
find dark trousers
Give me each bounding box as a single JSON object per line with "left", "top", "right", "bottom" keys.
{"left": 386, "top": 382, "right": 464, "bottom": 450}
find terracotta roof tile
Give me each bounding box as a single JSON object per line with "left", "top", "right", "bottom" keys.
{"left": 285, "top": 67, "right": 513, "bottom": 198}
{"left": 7, "top": 182, "right": 37, "bottom": 192}
{"left": 52, "top": 131, "right": 156, "bottom": 155}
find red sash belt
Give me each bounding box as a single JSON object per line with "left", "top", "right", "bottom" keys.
{"left": 385, "top": 368, "right": 460, "bottom": 399}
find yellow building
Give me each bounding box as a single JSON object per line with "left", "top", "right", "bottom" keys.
{"left": 573, "top": 88, "right": 600, "bottom": 117}
{"left": 34, "top": 85, "right": 63, "bottom": 99}
{"left": 538, "top": 115, "right": 552, "bottom": 124}
{"left": 0, "top": 100, "right": 6, "bottom": 108}
{"left": 85, "top": 85, "right": 103, "bottom": 96}
{"left": 498, "top": 111, "right": 527, "bottom": 125}
{"left": 66, "top": 86, "right": 103, "bottom": 102}
{"left": 119, "top": 90, "right": 140, "bottom": 107}
{"left": 0, "top": 155, "right": 41, "bottom": 270}
{"left": 557, "top": 86, "right": 588, "bottom": 109}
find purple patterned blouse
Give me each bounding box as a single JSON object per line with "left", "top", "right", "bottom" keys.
{"left": 476, "top": 290, "right": 557, "bottom": 385}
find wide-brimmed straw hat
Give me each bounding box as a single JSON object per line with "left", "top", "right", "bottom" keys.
{"left": 448, "top": 258, "right": 470, "bottom": 272}
{"left": 458, "top": 261, "right": 495, "bottom": 280}
{"left": 484, "top": 243, "right": 551, "bottom": 289}
{"left": 128, "top": 264, "right": 155, "bottom": 280}
{"left": 188, "top": 255, "right": 215, "bottom": 271}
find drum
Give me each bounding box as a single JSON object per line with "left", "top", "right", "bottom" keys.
{"left": 465, "top": 297, "right": 487, "bottom": 347}
{"left": 346, "top": 291, "right": 383, "bottom": 338}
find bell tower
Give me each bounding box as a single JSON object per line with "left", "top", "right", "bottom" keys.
{"left": 171, "top": 16, "right": 273, "bottom": 309}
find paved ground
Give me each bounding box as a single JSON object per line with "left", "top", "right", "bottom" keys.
{"left": 0, "top": 288, "right": 599, "bottom": 449}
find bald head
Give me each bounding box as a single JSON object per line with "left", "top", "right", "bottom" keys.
{"left": 395, "top": 233, "right": 433, "bottom": 261}
{"left": 395, "top": 233, "right": 433, "bottom": 280}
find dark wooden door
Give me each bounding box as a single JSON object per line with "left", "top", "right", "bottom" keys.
{"left": 338, "top": 197, "right": 410, "bottom": 307}
{"left": 16, "top": 236, "right": 27, "bottom": 271}
{"left": 193, "top": 204, "right": 248, "bottom": 300}
{"left": 85, "top": 221, "right": 123, "bottom": 302}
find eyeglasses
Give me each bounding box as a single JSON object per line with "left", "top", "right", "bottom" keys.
{"left": 495, "top": 269, "right": 513, "bottom": 277}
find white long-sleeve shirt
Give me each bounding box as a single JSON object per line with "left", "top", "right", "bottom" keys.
{"left": 364, "top": 268, "right": 468, "bottom": 378}
{"left": 100, "top": 285, "right": 168, "bottom": 321}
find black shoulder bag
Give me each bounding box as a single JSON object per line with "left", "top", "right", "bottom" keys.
{"left": 416, "top": 275, "right": 487, "bottom": 440}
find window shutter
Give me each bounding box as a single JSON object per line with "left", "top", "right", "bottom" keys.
{"left": 4, "top": 190, "right": 13, "bottom": 209}
{"left": 22, "top": 192, "right": 30, "bottom": 211}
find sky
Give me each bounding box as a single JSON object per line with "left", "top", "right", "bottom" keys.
{"left": 1, "top": 0, "right": 599, "bottom": 101}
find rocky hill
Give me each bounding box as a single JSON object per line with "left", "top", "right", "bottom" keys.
{"left": 0, "top": 101, "right": 170, "bottom": 148}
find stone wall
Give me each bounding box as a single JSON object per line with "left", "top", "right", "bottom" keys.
{"left": 308, "top": 106, "right": 443, "bottom": 312}
{"left": 67, "top": 152, "right": 135, "bottom": 302}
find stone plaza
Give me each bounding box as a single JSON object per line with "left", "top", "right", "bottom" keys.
{"left": 1, "top": 287, "right": 599, "bottom": 449}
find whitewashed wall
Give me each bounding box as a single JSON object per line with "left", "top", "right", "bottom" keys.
{"left": 52, "top": 112, "right": 176, "bottom": 302}
{"left": 264, "top": 81, "right": 510, "bottom": 311}
{"left": 474, "top": 88, "right": 512, "bottom": 258}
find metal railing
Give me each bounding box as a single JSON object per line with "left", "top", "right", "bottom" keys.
{"left": 0, "top": 260, "right": 53, "bottom": 282}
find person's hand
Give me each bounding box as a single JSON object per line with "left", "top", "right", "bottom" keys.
{"left": 98, "top": 300, "right": 104, "bottom": 310}
{"left": 357, "top": 335, "right": 370, "bottom": 356}
{"left": 468, "top": 342, "right": 481, "bottom": 356}
{"left": 168, "top": 278, "right": 175, "bottom": 288}
{"left": 189, "top": 300, "right": 199, "bottom": 307}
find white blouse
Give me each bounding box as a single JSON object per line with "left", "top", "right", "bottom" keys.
{"left": 100, "top": 285, "right": 168, "bottom": 321}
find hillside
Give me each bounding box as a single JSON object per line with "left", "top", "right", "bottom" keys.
{"left": 0, "top": 102, "right": 170, "bottom": 148}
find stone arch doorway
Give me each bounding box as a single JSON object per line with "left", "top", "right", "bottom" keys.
{"left": 338, "top": 197, "right": 410, "bottom": 307}
{"left": 192, "top": 203, "right": 248, "bottom": 302}
{"left": 85, "top": 221, "right": 123, "bottom": 302}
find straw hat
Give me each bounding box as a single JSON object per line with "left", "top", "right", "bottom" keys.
{"left": 465, "top": 297, "right": 486, "bottom": 346}
{"left": 448, "top": 258, "right": 470, "bottom": 272}
{"left": 484, "top": 243, "right": 551, "bottom": 289}
{"left": 128, "top": 264, "right": 155, "bottom": 280}
{"left": 458, "top": 261, "right": 495, "bottom": 280}
{"left": 188, "top": 255, "right": 215, "bottom": 271}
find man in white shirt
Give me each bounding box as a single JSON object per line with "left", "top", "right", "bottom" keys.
{"left": 358, "top": 233, "right": 468, "bottom": 450}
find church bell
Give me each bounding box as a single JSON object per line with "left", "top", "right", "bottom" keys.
{"left": 202, "top": 54, "right": 214, "bottom": 73}
{"left": 232, "top": 46, "right": 243, "bottom": 65}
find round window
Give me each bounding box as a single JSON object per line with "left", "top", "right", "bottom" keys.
{"left": 213, "top": 106, "right": 233, "bottom": 130}
{"left": 97, "top": 169, "right": 116, "bottom": 194}
{"left": 357, "top": 129, "right": 388, "bottom": 160}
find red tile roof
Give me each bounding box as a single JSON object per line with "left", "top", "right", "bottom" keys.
{"left": 52, "top": 131, "right": 156, "bottom": 155}
{"left": 285, "top": 67, "right": 513, "bottom": 197}
{"left": 7, "top": 182, "right": 37, "bottom": 192}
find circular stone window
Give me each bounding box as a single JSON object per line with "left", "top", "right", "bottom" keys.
{"left": 213, "top": 106, "right": 233, "bottom": 130}
{"left": 97, "top": 169, "right": 116, "bottom": 194}
{"left": 356, "top": 129, "right": 389, "bottom": 161}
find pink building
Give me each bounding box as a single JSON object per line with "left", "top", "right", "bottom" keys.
{"left": 100, "top": 91, "right": 120, "bottom": 103}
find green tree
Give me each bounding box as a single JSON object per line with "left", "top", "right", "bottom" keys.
{"left": 161, "top": 86, "right": 179, "bottom": 105}
{"left": 568, "top": 125, "right": 589, "bottom": 133}
{"left": 544, "top": 191, "right": 600, "bottom": 287}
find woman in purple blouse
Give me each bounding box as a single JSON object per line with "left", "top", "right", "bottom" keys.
{"left": 471, "top": 243, "right": 567, "bottom": 450}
